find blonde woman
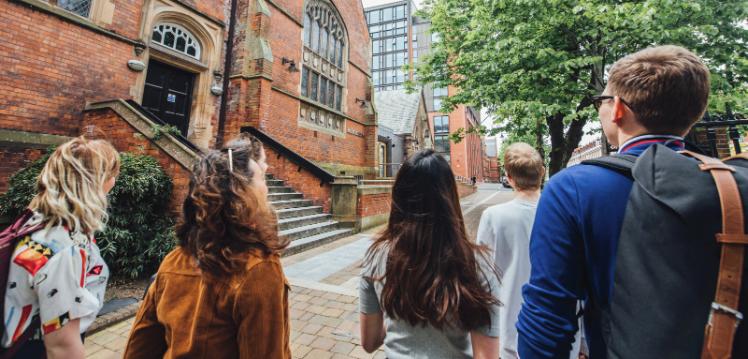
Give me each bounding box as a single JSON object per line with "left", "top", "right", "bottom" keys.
{"left": 2, "top": 137, "right": 120, "bottom": 359}
{"left": 125, "top": 134, "right": 291, "bottom": 358}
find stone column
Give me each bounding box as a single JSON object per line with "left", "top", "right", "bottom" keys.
{"left": 330, "top": 176, "right": 358, "bottom": 227}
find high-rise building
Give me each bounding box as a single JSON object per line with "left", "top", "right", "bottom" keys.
{"left": 365, "top": 0, "right": 486, "bottom": 181}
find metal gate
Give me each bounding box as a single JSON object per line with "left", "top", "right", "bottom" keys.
{"left": 686, "top": 111, "right": 747, "bottom": 158}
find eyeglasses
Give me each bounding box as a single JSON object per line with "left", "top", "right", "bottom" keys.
{"left": 591, "top": 95, "right": 634, "bottom": 112}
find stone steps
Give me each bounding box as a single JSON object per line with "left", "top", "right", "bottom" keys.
{"left": 275, "top": 206, "right": 324, "bottom": 220}
{"left": 278, "top": 213, "right": 331, "bottom": 231}
{"left": 265, "top": 174, "right": 351, "bottom": 255}
{"left": 285, "top": 228, "right": 356, "bottom": 256}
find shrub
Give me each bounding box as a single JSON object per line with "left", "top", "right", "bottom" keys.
{"left": 0, "top": 152, "right": 176, "bottom": 279}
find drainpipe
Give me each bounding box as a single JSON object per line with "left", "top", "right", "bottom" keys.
{"left": 216, "top": 0, "right": 240, "bottom": 148}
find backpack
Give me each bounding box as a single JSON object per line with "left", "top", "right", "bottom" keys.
{"left": 0, "top": 210, "right": 43, "bottom": 359}
{"left": 583, "top": 145, "right": 747, "bottom": 359}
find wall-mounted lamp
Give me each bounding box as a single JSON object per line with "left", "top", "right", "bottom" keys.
{"left": 355, "top": 98, "right": 367, "bottom": 108}
{"left": 211, "top": 71, "right": 224, "bottom": 96}
{"left": 133, "top": 43, "right": 146, "bottom": 56}
{"left": 127, "top": 60, "right": 146, "bottom": 72}
{"left": 281, "top": 57, "right": 299, "bottom": 72}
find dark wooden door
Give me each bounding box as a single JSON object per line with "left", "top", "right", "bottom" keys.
{"left": 142, "top": 60, "right": 195, "bottom": 136}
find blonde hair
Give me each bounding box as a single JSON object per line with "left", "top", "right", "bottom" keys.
{"left": 29, "top": 137, "right": 120, "bottom": 236}
{"left": 608, "top": 45, "right": 710, "bottom": 134}
{"left": 503, "top": 143, "right": 545, "bottom": 191}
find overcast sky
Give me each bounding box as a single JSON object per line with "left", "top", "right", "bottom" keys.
{"left": 361, "top": 0, "right": 423, "bottom": 9}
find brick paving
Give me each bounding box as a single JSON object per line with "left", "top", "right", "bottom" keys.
{"left": 85, "top": 284, "right": 384, "bottom": 358}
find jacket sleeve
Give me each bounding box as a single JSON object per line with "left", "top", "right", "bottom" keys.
{"left": 234, "top": 260, "right": 291, "bottom": 359}
{"left": 517, "top": 173, "right": 585, "bottom": 358}
{"left": 124, "top": 276, "right": 167, "bottom": 359}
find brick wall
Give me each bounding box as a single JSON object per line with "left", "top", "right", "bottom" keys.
{"left": 264, "top": 146, "right": 332, "bottom": 212}
{"left": 82, "top": 109, "right": 192, "bottom": 213}
{"left": 226, "top": 0, "right": 376, "bottom": 180}
{"left": 357, "top": 191, "right": 391, "bottom": 218}
{"left": 0, "top": 146, "right": 46, "bottom": 193}
{"left": 0, "top": 1, "right": 138, "bottom": 137}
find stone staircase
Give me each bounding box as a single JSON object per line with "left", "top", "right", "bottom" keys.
{"left": 267, "top": 174, "right": 354, "bottom": 256}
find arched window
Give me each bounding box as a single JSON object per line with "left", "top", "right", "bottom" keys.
{"left": 151, "top": 23, "right": 202, "bottom": 60}
{"left": 299, "top": 1, "right": 347, "bottom": 134}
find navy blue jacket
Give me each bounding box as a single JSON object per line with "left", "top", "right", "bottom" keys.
{"left": 516, "top": 136, "right": 685, "bottom": 358}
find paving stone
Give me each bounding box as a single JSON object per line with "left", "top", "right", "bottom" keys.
{"left": 330, "top": 341, "right": 355, "bottom": 354}
{"left": 310, "top": 336, "right": 336, "bottom": 351}
{"left": 305, "top": 349, "right": 334, "bottom": 359}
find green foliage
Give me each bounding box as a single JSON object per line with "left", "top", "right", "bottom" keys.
{"left": 150, "top": 124, "right": 182, "bottom": 141}
{"left": 0, "top": 152, "right": 176, "bottom": 279}
{"left": 414, "top": 0, "right": 748, "bottom": 174}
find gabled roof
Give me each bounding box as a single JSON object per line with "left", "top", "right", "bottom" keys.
{"left": 374, "top": 89, "right": 423, "bottom": 135}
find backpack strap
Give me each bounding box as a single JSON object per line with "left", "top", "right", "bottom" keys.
{"left": 680, "top": 150, "right": 747, "bottom": 359}
{"left": 581, "top": 154, "right": 637, "bottom": 179}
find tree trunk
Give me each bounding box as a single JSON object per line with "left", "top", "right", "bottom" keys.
{"left": 546, "top": 113, "right": 588, "bottom": 176}
{"left": 547, "top": 113, "right": 565, "bottom": 176}
{"left": 534, "top": 118, "right": 546, "bottom": 160}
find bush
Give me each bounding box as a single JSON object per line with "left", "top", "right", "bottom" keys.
{"left": 0, "top": 152, "right": 176, "bottom": 279}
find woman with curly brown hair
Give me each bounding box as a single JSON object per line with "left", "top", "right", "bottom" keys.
{"left": 124, "top": 134, "right": 290, "bottom": 359}
{"left": 359, "top": 149, "right": 501, "bottom": 359}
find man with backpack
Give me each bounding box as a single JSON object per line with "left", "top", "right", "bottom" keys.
{"left": 517, "top": 45, "right": 747, "bottom": 358}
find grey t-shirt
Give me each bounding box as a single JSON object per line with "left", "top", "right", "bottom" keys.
{"left": 359, "top": 246, "right": 501, "bottom": 359}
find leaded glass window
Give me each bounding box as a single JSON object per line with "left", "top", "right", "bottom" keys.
{"left": 54, "top": 0, "right": 91, "bottom": 17}
{"left": 152, "top": 23, "right": 201, "bottom": 60}
{"left": 300, "top": 0, "right": 347, "bottom": 134}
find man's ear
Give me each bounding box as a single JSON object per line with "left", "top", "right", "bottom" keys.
{"left": 612, "top": 97, "right": 626, "bottom": 125}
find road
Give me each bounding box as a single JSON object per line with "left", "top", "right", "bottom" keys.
{"left": 84, "top": 183, "right": 515, "bottom": 359}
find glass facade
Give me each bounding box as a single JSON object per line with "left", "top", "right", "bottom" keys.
{"left": 365, "top": 3, "right": 409, "bottom": 91}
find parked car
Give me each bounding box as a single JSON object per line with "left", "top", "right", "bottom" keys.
{"left": 501, "top": 176, "right": 511, "bottom": 188}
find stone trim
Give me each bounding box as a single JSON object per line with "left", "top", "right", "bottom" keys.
{"left": 10, "top": 0, "right": 144, "bottom": 47}
{"left": 85, "top": 100, "right": 200, "bottom": 170}
{"left": 0, "top": 129, "right": 72, "bottom": 149}
{"left": 271, "top": 86, "right": 370, "bottom": 127}
{"left": 357, "top": 185, "right": 392, "bottom": 196}
{"left": 229, "top": 74, "right": 274, "bottom": 82}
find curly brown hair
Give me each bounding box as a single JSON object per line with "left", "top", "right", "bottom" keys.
{"left": 177, "top": 134, "right": 288, "bottom": 276}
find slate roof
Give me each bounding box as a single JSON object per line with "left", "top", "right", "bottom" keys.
{"left": 374, "top": 89, "right": 422, "bottom": 135}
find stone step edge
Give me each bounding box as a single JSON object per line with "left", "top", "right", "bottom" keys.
{"left": 87, "top": 301, "right": 142, "bottom": 335}
{"left": 275, "top": 206, "right": 323, "bottom": 214}
{"left": 278, "top": 213, "right": 330, "bottom": 226}
{"left": 283, "top": 228, "right": 354, "bottom": 257}
{"left": 278, "top": 220, "right": 339, "bottom": 237}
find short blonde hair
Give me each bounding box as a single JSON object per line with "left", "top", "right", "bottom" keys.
{"left": 608, "top": 45, "right": 710, "bottom": 134}
{"left": 503, "top": 143, "right": 544, "bottom": 191}
{"left": 29, "top": 137, "right": 120, "bottom": 236}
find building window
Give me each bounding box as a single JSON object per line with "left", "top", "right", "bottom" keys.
{"left": 433, "top": 87, "right": 447, "bottom": 111}
{"left": 434, "top": 115, "right": 450, "bottom": 161}
{"left": 54, "top": 0, "right": 92, "bottom": 17}
{"left": 301, "top": 0, "right": 347, "bottom": 134}
{"left": 152, "top": 23, "right": 202, "bottom": 60}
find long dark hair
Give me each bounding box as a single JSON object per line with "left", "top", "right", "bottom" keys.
{"left": 364, "top": 149, "right": 499, "bottom": 330}
{"left": 177, "top": 134, "right": 288, "bottom": 276}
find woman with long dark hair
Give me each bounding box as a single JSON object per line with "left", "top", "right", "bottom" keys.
{"left": 124, "top": 134, "right": 290, "bottom": 358}
{"left": 359, "top": 149, "right": 501, "bottom": 358}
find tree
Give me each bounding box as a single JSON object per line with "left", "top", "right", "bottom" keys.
{"left": 413, "top": 0, "right": 748, "bottom": 175}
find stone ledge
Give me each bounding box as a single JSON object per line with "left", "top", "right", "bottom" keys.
{"left": 87, "top": 301, "right": 141, "bottom": 335}
{"left": 85, "top": 99, "right": 201, "bottom": 170}
{"left": 357, "top": 186, "right": 392, "bottom": 196}
{"left": 0, "top": 129, "right": 72, "bottom": 149}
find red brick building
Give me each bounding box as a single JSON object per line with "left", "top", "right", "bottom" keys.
{"left": 0, "top": 0, "right": 379, "bottom": 247}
